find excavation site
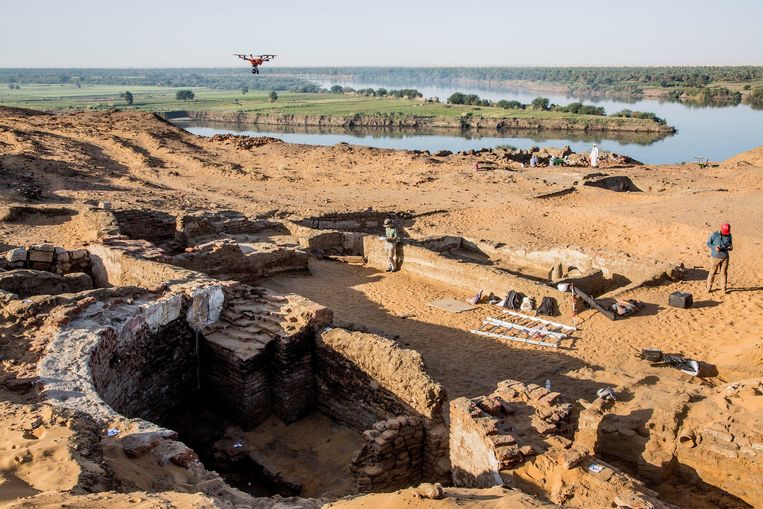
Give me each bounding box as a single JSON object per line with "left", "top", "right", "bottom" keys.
{"left": 0, "top": 107, "right": 762, "bottom": 509}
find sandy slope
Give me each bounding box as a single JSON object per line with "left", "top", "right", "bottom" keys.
{"left": 0, "top": 108, "right": 761, "bottom": 508}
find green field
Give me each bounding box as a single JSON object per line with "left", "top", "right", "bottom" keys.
{"left": 0, "top": 83, "right": 663, "bottom": 128}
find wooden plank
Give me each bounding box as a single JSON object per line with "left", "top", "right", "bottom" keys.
{"left": 471, "top": 329, "right": 559, "bottom": 348}
{"left": 499, "top": 309, "right": 577, "bottom": 331}
{"left": 428, "top": 298, "right": 479, "bottom": 313}
{"left": 485, "top": 318, "right": 567, "bottom": 340}
{"left": 573, "top": 287, "right": 616, "bottom": 321}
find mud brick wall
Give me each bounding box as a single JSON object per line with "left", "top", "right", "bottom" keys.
{"left": 285, "top": 222, "right": 365, "bottom": 256}
{"left": 200, "top": 289, "right": 332, "bottom": 429}
{"left": 113, "top": 209, "right": 180, "bottom": 247}
{"left": 78, "top": 208, "right": 122, "bottom": 241}
{"left": 449, "top": 398, "right": 503, "bottom": 488}
{"left": 271, "top": 331, "right": 315, "bottom": 423}
{"left": 172, "top": 241, "right": 308, "bottom": 282}
{"left": 315, "top": 328, "right": 450, "bottom": 485}
{"left": 296, "top": 211, "right": 412, "bottom": 234}
{"left": 177, "top": 210, "right": 276, "bottom": 243}
{"left": 200, "top": 337, "right": 273, "bottom": 428}
{"left": 87, "top": 242, "right": 202, "bottom": 289}
{"left": 351, "top": 415, "right": 425, "bottom": 492}
{"left": 91, "top": 318, "right": 198, "bottom": 425}
{"left": 315, "top": 328, "right": 444, "bottom": 430}
{"left": 450, "top": 379, "right": 573, "bottom": 488}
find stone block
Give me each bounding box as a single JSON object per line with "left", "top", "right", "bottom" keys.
{"left": 538, "top": 392, "right": 561, "bottom": 407}
{"left": 488, "top": 434, "right": 517, "bottom": 447}
{"left": 122, "top": 433, "right": 163, "bottom": 459}
{"left": 70, "top": 249, "right": 89, "bottom": 260}
{"left": 28, "top": 250, "right": 55, "bottom": 263}
{"left": 5, "top": 247, "right": 27, "bottom": 263}
{"left": 479, "top": 397, "right": 503, "bottom": 415}
{"left": 30, "top": 243, "right": 55, "bottom": 252}
{"left": 495, "top": 445, "right": 522, "bottom": 468}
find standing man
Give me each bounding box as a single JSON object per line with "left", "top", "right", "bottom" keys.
{"left": 590, "top": 144, "right": 600, "bottom": 167}
{"left": 383, "top": 218, "right": 399, "bottom": 272}
{"left": 706, "top": 223, "right": 733, "bottom": 293}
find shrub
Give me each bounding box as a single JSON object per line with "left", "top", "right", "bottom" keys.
{"left": 611, "top": 109, "right": 665, "bottom": 124}
{"left": 175, "top": 90, "right": 195, "bottom": 101}
{"left": 496, "top": 100, "right": 522, "bottom": 109}
{"left": 747, "top": 87, "right": 763, "bottom": 101}
{"left": 447, "top": 92, "right": 466, "bottom": 104}
{"left": 531, "top": 97, "right": 550, "bottom": 110}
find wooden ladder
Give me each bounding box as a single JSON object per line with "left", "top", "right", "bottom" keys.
{"left": 470, "top": 309, "right": 576, "bottom": 349}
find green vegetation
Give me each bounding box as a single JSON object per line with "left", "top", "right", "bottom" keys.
{"left": 558, "top": 102, "right": 605, "bottom": 116}
{"left": 269, "top": 90, "right": 278, "bottom": 103}
{"left": 2, "top": 68, "right": 761, "bottom": 107}
{"left": 447, "top": 92, "right": 489, "bottom": 106}
{"left": 496, "top": 100, "right": 522, "bottom": 109}
{"left": 611, "top": 110, "right": 666, "bottom": 125}
{"left": 261, "top": 66, "right": 763, "bottom": 104}
{"left": 443, "top": 93, "right": 621, "bottom": 120}
{"left": 679, "top": 87, "right": 742, "bottom": 106}
{"left": 531, "top": 97, "right": 550, "bottom": 110}
{"left": 0, "top": 83, "right": 669, "bottom": 131}
{"left": 175, "top": 90, "right": 195, "bottom": 101}
{"left": 261, "top": 66, "right": 763, "bottom": 91}
{"left": 0, "top": 68, "right": 321, "bottom": 93}
{"left": 747, "top": 87, "right": 763, "bottom": 109}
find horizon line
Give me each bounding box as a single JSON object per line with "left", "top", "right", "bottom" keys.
{"left": 2, "top": 64, "right": 763, "bottom": 70}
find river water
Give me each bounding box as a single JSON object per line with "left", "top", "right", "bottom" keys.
{"left": 173, "top": 78, "right": 763, "bottom": 164}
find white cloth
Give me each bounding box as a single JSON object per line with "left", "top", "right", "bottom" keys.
{"left": 590, "top": 146, "right": 599, "bottom": 167}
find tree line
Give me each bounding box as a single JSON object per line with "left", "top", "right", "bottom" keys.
{"left": 262, "top": 66, "right": 763, "bottom": 91}
{"left": 328, "top": 85, "right": 422, "bottom": 99}
{"left": 0, "top": 69, "right": 320, "bottom": 93}
{"left": 446, "top": 92, "right": 665, "bottom": 123}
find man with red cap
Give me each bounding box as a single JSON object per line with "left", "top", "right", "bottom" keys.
{"left": 706, "top": 223, "right": 733, "bottom": 293}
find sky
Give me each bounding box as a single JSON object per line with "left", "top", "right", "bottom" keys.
{"left": 2, "top": 0, "right": 762, "bottom": 68}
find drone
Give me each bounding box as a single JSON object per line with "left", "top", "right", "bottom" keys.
{"left": 234, "top": 53, "right": 277, "bottom": 74}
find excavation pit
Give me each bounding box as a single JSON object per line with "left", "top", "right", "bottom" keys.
{"left": 58, "top": 266, "right": 449, "bottom": 499}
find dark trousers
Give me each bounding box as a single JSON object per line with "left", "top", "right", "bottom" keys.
{"left": 707, "top": 256, "right": 729, "bottom": 291}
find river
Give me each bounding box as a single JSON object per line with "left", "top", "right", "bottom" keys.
{"left": 173, "top": 78, "right": 763, "bottom": 165}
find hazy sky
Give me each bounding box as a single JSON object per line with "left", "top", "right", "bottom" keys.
{"left": 2, "top": 0, "right": 762, "bottom": 67}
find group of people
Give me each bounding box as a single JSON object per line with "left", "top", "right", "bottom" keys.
{"left": 528, "top": 144, "right": 600, "bottom": 168}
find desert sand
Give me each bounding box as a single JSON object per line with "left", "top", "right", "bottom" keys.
{"left": 0, "top": 107, "right": 761, "bottom": 508}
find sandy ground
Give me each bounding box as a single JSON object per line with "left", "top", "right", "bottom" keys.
{"left": 0, "top": 108, "right": 762, "bottom": 508}
{"left": 244, "top": 412, "right": 364, "bottom": 498}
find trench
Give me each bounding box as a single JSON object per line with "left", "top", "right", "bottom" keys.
{"left": 296, "top": 211, "right": 635, "bottom": 298}
{"left": 90, "top": 318, "right": 365, "bottom": 498}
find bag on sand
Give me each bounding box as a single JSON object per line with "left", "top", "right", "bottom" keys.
{"left": 502, "top": 290, "right": 524, "bottom": 310}
{"left": 537, "top": 296, "right": 558, "bottom": 316}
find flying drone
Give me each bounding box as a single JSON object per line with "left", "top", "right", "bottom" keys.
{"left": 234, "top": 53, "right": 277, "bottom": 74}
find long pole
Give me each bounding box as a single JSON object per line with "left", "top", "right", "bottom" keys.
{"left": 571, "top": 283, "right": 577, "bottom": 328}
